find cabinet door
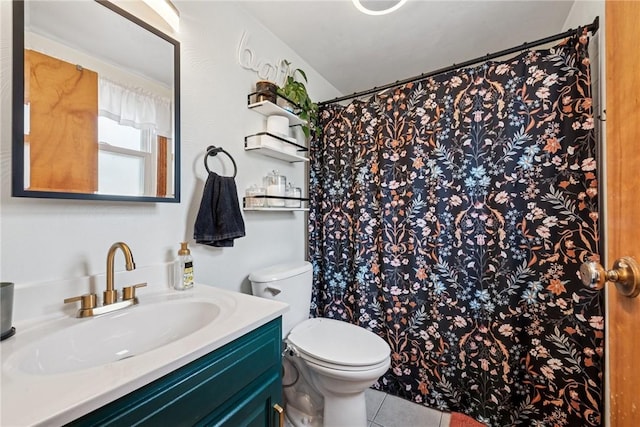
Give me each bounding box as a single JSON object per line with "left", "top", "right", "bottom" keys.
{"left": 197, "top": 370, "right": 282, "bottom": 427}
{"left": 66, "top": 319, "right": 282, "bottom": 427}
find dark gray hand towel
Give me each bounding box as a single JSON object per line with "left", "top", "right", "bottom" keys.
{"left": 194, "top": 172, "right": 246, "bottom": 247}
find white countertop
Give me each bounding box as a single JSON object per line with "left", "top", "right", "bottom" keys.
{"left": 0, "top": 284, "right": 288, "bottom": 426}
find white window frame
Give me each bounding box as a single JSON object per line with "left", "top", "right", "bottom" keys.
{"left": 97, "top": 126, "right": 157, "bottom": 196}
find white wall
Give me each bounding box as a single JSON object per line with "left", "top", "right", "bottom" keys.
{"left": 0, "top": 1, "right": 341, "bottom": 294}
{"left": 562, "top": 0, "right": 605, "bottom": 128}
{"left": 26, "top": 32, "right": 171, "bottom": 98}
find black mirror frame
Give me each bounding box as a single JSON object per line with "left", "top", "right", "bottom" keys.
{"left": 12, "top": 0, "right": 181, "bottom": 203}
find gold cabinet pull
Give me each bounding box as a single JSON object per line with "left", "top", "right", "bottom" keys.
{"left": 580, "top": 257, "right": 640, "bottom": 297}
{"left": 273, "top": 403, "right": 284, "bottom": 427}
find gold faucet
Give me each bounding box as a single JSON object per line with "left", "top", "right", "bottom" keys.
{"left": 105, "top": 242, "right": 136, "bottom": 305}
{"left": 64, "top": 242, "right": 146, "bottom": 318}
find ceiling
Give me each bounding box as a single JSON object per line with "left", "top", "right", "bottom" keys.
{"left": 26, "top": 1, "right": 174, "bottom": 88}
{"left": 240, "top": 0, "right": 576, "bottom": 100}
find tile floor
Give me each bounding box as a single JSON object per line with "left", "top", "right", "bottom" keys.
{"left": 365, "top": 389, "right": 450, "bottom": 427}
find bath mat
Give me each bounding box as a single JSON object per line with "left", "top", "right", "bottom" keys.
{"left": 449, "top": 412, "right": 486, "bottom": 427}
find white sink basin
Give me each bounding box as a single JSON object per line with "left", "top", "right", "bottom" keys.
{"left": 10, "top": 299, "right": 221, "bottom": 375}
{"left": 1, "top": 279, "right": 289, "bottom": 427}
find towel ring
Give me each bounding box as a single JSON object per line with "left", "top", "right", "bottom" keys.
{"left": 205, "top": 146, "right": 237, "bottom": 178}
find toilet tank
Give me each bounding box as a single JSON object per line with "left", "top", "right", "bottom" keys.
{"left": 249, "top": 261, "right": 313, "bottom": 337}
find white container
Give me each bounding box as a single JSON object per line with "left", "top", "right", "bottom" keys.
{"left": 245, "top": 185, "right": 266, "bottom": 208}
{"left": 264, "top": 170, "right": 286, "bottom": 207}
{"left": 267, "top": 115, "right": 290, "bottom": 138}
{"left": 285, "top": 184, "right": 301, "bottom": 208}
{"left": 261, "top": 134, "right": 284, "bottom": 150}
{"left": 246, "top": 134, "right": 284, "bottom": 150}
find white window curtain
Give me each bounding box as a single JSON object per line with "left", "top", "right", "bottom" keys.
{"left": 98, "top": 77, "right": 172, "bottom": 137}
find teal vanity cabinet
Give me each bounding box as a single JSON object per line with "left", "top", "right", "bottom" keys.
{"left": 67, "top": 318, "right": 283, "bottom": 427}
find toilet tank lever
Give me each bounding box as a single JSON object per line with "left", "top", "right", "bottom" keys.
{"left": 265, "top": 286, "right": 281, "bottom": 296}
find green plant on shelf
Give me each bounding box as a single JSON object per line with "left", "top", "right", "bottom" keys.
{"left": 277, "top": 60, "right": 318, "bottom": 140}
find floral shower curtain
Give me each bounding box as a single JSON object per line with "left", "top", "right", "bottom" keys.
{"left": 309, "top": 32, "right": 602, "bottom": 426}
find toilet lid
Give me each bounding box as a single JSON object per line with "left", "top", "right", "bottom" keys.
{"left": 287, "top": 318, "right": 390, "bottom": 367}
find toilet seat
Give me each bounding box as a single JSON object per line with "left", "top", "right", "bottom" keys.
{"left": 291, "top": 348, "right": 390, "bottom": 372}
{"left": 286, "top": 318, "right": 390, "bottom": 370}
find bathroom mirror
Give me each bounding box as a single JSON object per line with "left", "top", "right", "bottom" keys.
{"left": 12, "top": 0, "right": 181, "bottom": 202}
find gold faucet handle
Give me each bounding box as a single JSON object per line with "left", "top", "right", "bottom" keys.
{"left": 103, "top": 289, "right": 118, "bottom": 305}
{"left": 122, "top": 283, "right": 147, "bottom": 301}
{"left": 64, "top": 293, "right": 97, "bottom": 310}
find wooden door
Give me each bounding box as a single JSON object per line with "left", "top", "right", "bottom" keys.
{"left": 26, "top": 50, "right": 98, "bottom": 193}
{"left": 605, "top": 1, "right": 640, "bottom": 425}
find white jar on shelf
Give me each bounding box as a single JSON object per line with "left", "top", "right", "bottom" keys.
{"left": 285, "top": 183, "right": 301, "bottom": 208}
{"left": 264, "top": 170, "right": 286, "bottom": 207}
{"left": 246, "top": 185, "right": 266, "bottom": 208}
{"left": 255, "top": 186, "right": 266, "bottom": 207}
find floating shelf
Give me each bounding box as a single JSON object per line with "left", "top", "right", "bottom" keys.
{"left": 245, "top": 91, "right": 309, "bottom": 213}
{"left": 243, "top": 195, "right": 309, "bottom": 212}
{"left": 243, "top": 207, "right": 309, "bottom": 212}
{"left": 245, "top": 146, "right": 309, "bottom": 163}
{"left": 247, "top": 92, "right": 306, "bottom": 127}
{"left": 244, "top": 132, "right": 308, "bottom": 163}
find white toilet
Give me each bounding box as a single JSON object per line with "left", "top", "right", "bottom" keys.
{"left": 249, "top": 261, "right": 391, "bottom": 427}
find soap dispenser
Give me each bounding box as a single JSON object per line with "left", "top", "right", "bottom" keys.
{"left": 174, "top": 242, "right": 194, "bottom": 290}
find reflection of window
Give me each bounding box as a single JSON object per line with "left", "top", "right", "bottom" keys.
{"left": 23, "top": 103, "right": 30, "bottom": 188}
{"left": 98, "top": 77, "right": 172, "bottom": 137}
{"left": 24, "top": 104, "right": 30, "bottom": 135}
{"left": 99, "top": 151, "right": 146, "bottom": 196}
{"left": 97, "top": 77, "right": 173, "bottom": 196}
{"left": 98, "top": 116, "right": 154, "bottom": 196}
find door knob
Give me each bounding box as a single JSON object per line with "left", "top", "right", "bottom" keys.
{"left": 580, "top": 257, "right": 640, "bottom": 298}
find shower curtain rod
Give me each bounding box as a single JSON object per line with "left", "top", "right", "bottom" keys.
{"left": 318, "top": 16, "right": 599, "bottom": 106}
